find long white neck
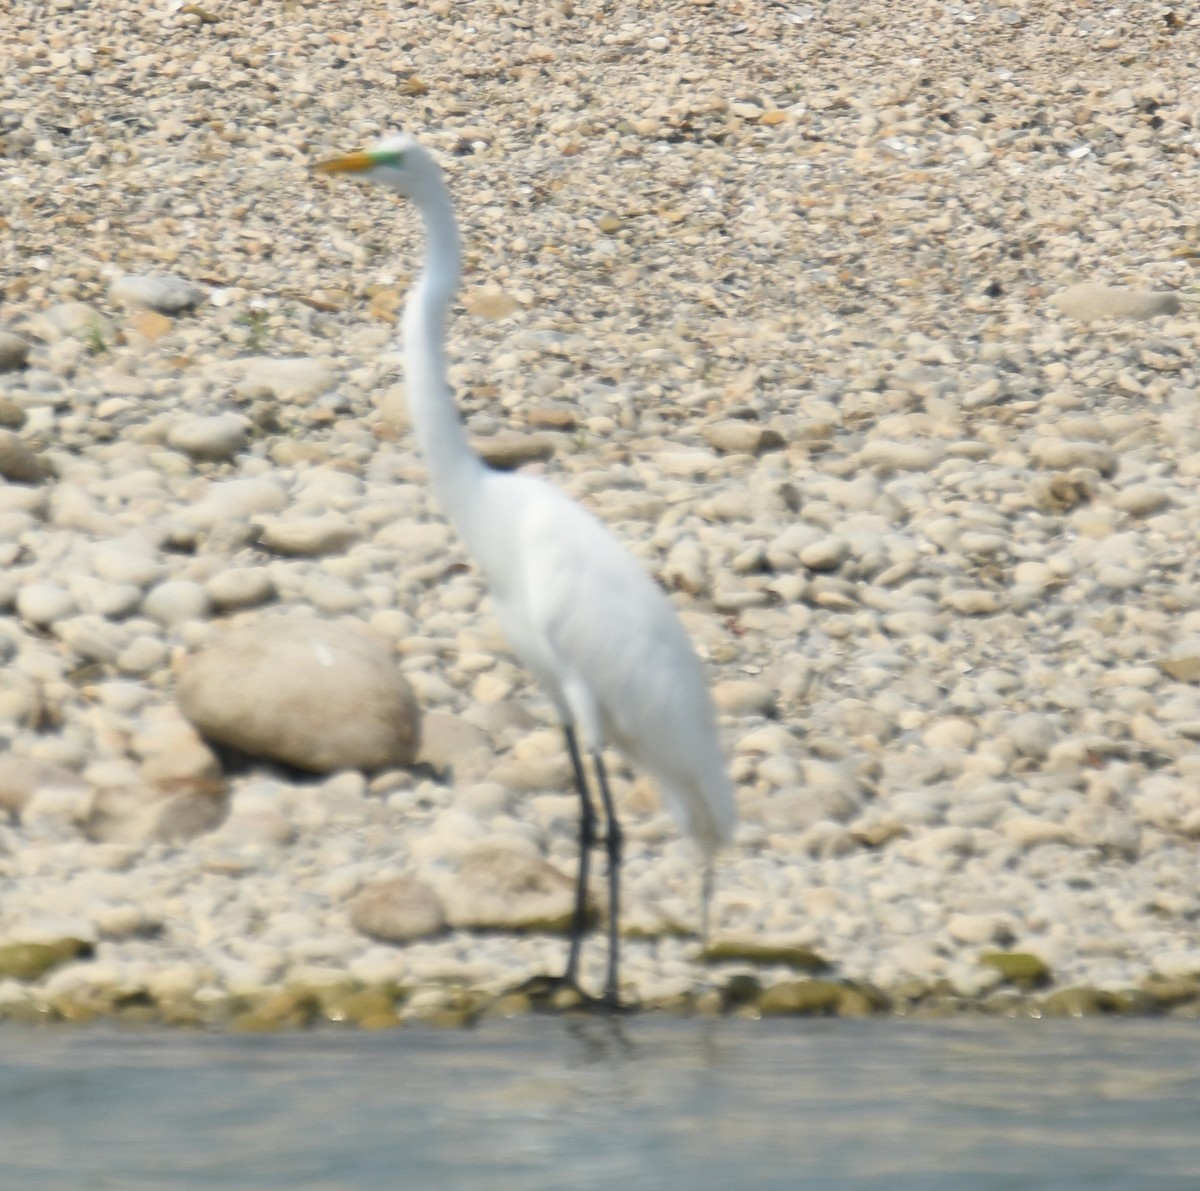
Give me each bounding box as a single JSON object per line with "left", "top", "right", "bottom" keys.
{"left": 403, "top": 172, "right": 488, "bottom": 539}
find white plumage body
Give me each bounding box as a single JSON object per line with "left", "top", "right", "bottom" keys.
{"left": 469, "top": 468, "right": 736, "bottom": 856}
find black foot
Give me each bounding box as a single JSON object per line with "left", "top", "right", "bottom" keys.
{"left": 514, "top": 974, "right": 633, "bottom": 1014}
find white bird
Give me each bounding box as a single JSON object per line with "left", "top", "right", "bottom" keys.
{"left": 315, "top": 134, "right": 736, "bottom": 1007}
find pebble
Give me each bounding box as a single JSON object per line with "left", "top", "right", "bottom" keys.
{"left": 712, "top": 680, "right": 777, "bottom": 717}
{"left": 416, "top": 711, "right": 495, "bottom": 783}
{"left": 349, "top": 877, "right": 446, "bottom": 943}
{"left": 1052, "top": 283, "right": 1182, "bottom": 323}
{"left": 187, "top": 478, "right": 289, "bottom": 527}
{"left": 438, "top": 843, "right": 580, "bottom": 932}
{"left": 15, "top": 581, "right": 77, "bottom": 627}
{"left": 91, "top": 545, "right": 165, "bottom": 589}
{"left": 0, "top": 397, "right": 25, "bottom": 428}
{"left": 942, "top": 589, "right": 1001, "bottom": 615}
{"left": 204, "top": 567, "right": 277, "bottom": 612}
{"left": 85, "top": 779, "right": 229, "bottom": 845}
{"left": 231, "top": 357, "right": 336, "bottom": 404}
{"left": 142, "top": 580, "right": 211, "bottom": 626}
{"left": 68, "top": 576, "right": 142, "bottom": 619}
{"left": 257, "top": 516, "right": 358, "bottom": 557}
{"left": 27, "top": 302, "right": 107, "bottom": 342}
{"left": 1115, "top": 484, "right": 1171, "bottom": 517}
{"left": 166, "top": 414, "right": 249, "bottom": 462}
{"left": 702, "top": 420, "right": 784, "bottom": 456}
{"left": 109, "top": 273, "right": 204, "bottom": 315}
{"left": 0, "top": 757, "right": 88, "bottom": 819}
{"left": 799, "top": 536, "right": 849, "bottom": 572}
{"left": 857, "top": 441, "right": 942, "bottom": 473}
{"left": 0, "top": 432, "right": 44, "bottom": 484}
{"left": 1029, "top": 439, "right": 1117, "bottom": 476}
{"left": 56, "top": 615, "right": 126, "bottom": 663}
{"left": 473, "top": 431, "right": 555, "bottom": 470}
{"left": 0, "top": 332, "right": 30, "bottom": 373}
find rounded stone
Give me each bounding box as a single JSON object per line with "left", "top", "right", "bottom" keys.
{"left": 257, "top": 516, "right": 358, "bottom": 557}
{"left": 439, "top": 843, "right": 579, "bottom": 932}
{"left": 166, "top": 414, "right": 250, "bottom": 462}
{"left": 176, "top": 614, "right": 421, "bottom": 773}
{"left": 943, "top": 589, "right": 1001, "bottom": 615}
{"left": 142, "top": 580, "right": 211, "bottom": 626}
{"left": 712, "top": 680, "right": 778, "bottom": 717}
{"left": 702, "top": 420, "right": 784, "bottom": 456}
{"left": 1116, "top": 484, "right": 1171, "bottom": 517}
{"left": 799, "top": 536, "right": 849, "bottom": 572}
{"left": 1052, "top": 283, "right": 1181, "bottom": 322}
{"left": 110, "top": 272, "right": 203, "bottom": 314}
{"left": 1006, "top": 713, "right": 1058, "bottom": 759}
{"left": 350, "top": 877, "right": 446, "bottom": 943}
{"left": 15, "top": 582, "right": 76, "bottom": 628}
{"left": 205, "top": 568, "right": 277, "bottom": 612}
{"left": 0, "top": 757, "right": 88, "bottom": 819}
{"left": 0, "top": 332, "right": 30, "bottom": 373}
{"left": 0, "top": 432, "right": 44, "bottom": 484}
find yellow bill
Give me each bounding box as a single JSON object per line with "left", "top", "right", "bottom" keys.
{"left": 314, "top": 151, "right": 374, "bottom": 175}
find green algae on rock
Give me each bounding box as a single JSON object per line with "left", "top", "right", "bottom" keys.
{"left": 1041, "top": 987, "right": 1111, "bottom": 1017}
{"left": 703, "top": 939, "right": 831, "bottom": 973}
{"left": 1107, "top": 989, "right": 1163, "bottom": 1016}
{"left": 756, "top": 980, "right": 886, "bottom": 1017}
{"left": 321, "top": 986, "right": 403, "bottom": 1029}
{"left": 231, "top": 988, "right": 326, "bottom": 1032}
{"left": 979, "top": 951, "right": 1052, "bottom": 990}
{"left": 1141, "top": 976, "right": 1200, "bottom": 1009}
{"left": 0, "top": 939, "right": 93, "bottom": 982}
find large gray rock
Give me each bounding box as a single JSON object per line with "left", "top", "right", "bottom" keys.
{"left": 176, "top": 615, "right": 421, "bottom": 773}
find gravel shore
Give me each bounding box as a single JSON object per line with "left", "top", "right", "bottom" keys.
{"left": 2, "top": 0, "right": 1200, "bottom": 1024}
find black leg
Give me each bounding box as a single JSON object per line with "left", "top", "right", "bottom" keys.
{"left": 514, "top": 727, "right": 628, "bottom": 1013}
{"left": 590, "top": 748, "right": 623, "bottom": 1007}
{"left": 700, "top": 858, "right": 714, "bottom": 951}
{"left": 562, "top": 724, "right": 596, "bottom": 987}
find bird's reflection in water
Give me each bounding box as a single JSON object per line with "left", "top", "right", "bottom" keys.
{"left": 562, "top": 1014, "right": 635, "bottom": 1065}
{"left": 558, "top": 1012, "right": 730, "bottom": 1075}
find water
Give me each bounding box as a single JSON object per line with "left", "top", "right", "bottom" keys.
{"left": 2, "top": 1017, "right": 1198, "bottom": 1190}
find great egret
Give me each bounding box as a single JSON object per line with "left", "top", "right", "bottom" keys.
{"left": 315, "top": 135, "right": 736, "bottom": 1007}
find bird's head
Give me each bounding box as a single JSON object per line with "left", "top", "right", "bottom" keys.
{"left": 314, "top": 133, "right": 442, "bottom": 200}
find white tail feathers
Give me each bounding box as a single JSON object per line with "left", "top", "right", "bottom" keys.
{"left": 664, "top": 769, "right": 737, "bottom": 858}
